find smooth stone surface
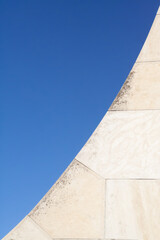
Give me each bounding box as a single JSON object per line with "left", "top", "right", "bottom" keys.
{"left": 2, "top": 216, "right": 52, "bottom": 240}
{"left": 29, "top": 160, "right": 105, "bottom": 238}
{"left": 105, "top": 180, "right": 160, "bottom": 240}
{"left": 137, "top": 14, "right": 160, "bottom": 62}
{"left": 76, "top": 110, "right": 160, "bottom": 179}
{"left": 109, "top": 62, "right": 160, "bottom": 110}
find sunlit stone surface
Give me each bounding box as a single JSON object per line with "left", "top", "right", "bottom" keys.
{"left": 29, "top": 160, "right": 105, "bottom": 238}
{"left": 76, "top": 110, "right": 160, "bottom": 179}
{"left": 110, "top": 62, "right": 160, "bottom": 110}
{"left": 105, "top": 180, "right": 160, "bottom": 240}
{"left": 3, "top": 5, "right": 160, "bottom": 240}
{"left": 137, "top": 14, "right": 160, "bottom": 62}
{"left": 2, "top": 216, "right": 52, "bottom": 240}
{"left": 110, "top": 10, "right": 160, "bottom": 110}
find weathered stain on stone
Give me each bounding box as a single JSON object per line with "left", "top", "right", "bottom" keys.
{"left": 110, "top": 71, "right": 135, "bottom": 109}
{"left": 28, "top": 159, "right": 105, "bottom": 238}
{"left": 29, "top": 160, "right": 86, "bottom": 215}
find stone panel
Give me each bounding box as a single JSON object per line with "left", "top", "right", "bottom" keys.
{"left": 105, "top": 180, "right": 160, "bottom": 240}
{"left": 109, "top": 62, "right": 160, "bottom": 110}
{"left": 29, "top": 160, "right": 105, "bottom": 238}
{"left": 2, "top": 216, "right": 52, "bottom": 240}
{"left": 137, "top": 14, "right": 160, "bottom": 62}
{"left": 76, "top": 110, "right": 160, "bottom": 179}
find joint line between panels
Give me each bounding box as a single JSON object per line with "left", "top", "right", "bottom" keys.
{"left": 104, "top": 179, "right": 107, "bottom": 238}
{"left": 108, "top": 109, "right": 160, "bottom": 112}
{"left": 104, "top": 178, "right": 160, "bottom": 180}
{"left": 136, "top": 60, "right": 160, "bottom": 63}
{"left": 74, "top": 158, "right": 104, "bottom": 179}
{"left": 28, "top": 215, "right": 53, "bottom": 240}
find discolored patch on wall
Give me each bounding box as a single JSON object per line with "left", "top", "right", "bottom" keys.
{"left": 29, "top": 159, "right": 105, "bottom": 238}
{"left": 109, "top": 70, "right": 135, "bottom": 110}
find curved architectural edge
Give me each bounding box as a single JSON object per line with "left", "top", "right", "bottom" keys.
{"left": 109, "top": 7, "right": 160, "bottom": 110}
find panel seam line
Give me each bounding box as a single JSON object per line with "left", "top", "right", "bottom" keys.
{"left": 108, "top": 109, "right": 160, "bottom": 112}
{"left": 28, "top": 215, "right": 53, "bottom": 240}
{"left": 104, "top": 179, "right": 107, "bottom": 238}
{"left": 136, "top": 60, "right": 160, "bottom": 63}
{"left": 75, "top": 158, "right": 104, "bottom": 179}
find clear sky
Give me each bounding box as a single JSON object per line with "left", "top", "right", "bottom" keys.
{"left": 1, "top": 0, "right": 160, "bottom": 238}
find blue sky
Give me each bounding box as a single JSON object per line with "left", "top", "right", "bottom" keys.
{"left": 1, "top": 0, "right": 159, "bottom": 238}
